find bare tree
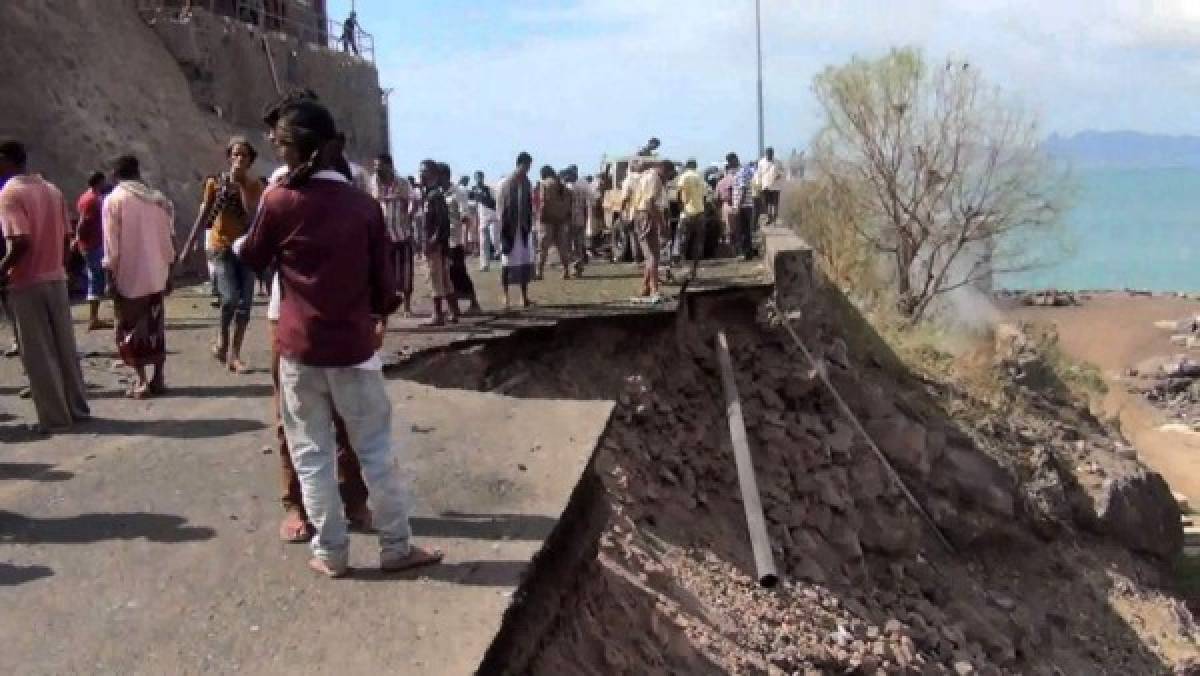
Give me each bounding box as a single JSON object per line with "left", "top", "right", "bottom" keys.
{"left": 811, "top": 47, "right": 1071, "bottom": 324}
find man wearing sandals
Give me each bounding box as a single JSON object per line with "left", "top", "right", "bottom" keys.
{"left": 239, "top": 100, "right": 442, "bottom": 577}
{"left": 102, "top": 155, "right": 176, "bottom": 399}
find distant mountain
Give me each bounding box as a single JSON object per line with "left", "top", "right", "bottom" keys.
{"left": 1044, "top": 131, "right": 1200, "bottom": 169}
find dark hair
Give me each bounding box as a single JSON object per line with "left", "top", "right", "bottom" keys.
{"left": 726, "top": 152, "right": 740, "bottom": 168}
{"left": 436, "top": 162, "right": 451, "bottom": 180}
{"left": 262, "top": 88, "right": 319, "bottom": 127}
{"left": 458, "top": 175, "right": 469, "bottom": 185}
{"left": 226, "top": 136, "right": 258, "bottom": 162}
{"left": 686, "top": 159, "right": 698, "bottom": 169}
{"left": 274, "top": 100, "right": 342, "bottom": 188}
{"left": 0, "top": 140, "right": 27, "bottom": 168}
{"left": 516, "top": 152, "right": 532, "bottom": 167}
{"left": 539, "top": 165, "right": 555, "bottom": 180}
{"left": 377, "top": 153, "right": 393, "bottom": 165}
{"left": 87, "top": 171, "right": 106, "bottom": 188}
{"left": 113, "top": 155, "right": 140, "bottom": 181}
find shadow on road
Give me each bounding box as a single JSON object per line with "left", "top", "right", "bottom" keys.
{"left": 0, "top": 510, "right": 216, "bottom": 544}
{"left": 75, "top": 417, "right": 266, "bottom": 439}
{"left": 0, "top": 562, "right": 53, "bottom": 586}
{"left": 0, "top": 463, "right": 74, "bottom": 481}
{"left": 354, "top": 559, "right": 528, "bottom": 586}
{"left": 411, "top": 512, "right": 556, "bottom": 541}
{"left": 87, "top": 384, "right": 274, "bottom": 400}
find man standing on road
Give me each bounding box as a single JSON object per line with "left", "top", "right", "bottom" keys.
{"left": 632, "top": 160, "right": 668, "bottom": 300}
{"left": 103, "top": 155, "right": 176, "bottom": 399}
{"left": 442, "top": 164, "right": 481, "bottom": 316}
{"left": 497, "top": 153, "right": 536, "bottom": 309}
{"left": 420, "top": 160, "right": 460, "bottom": 327}
{"left": 757, "top": 147, "right": 785, "bottom": 224}
{"left": 732, "top": 154, "right": 758, "bottom": 260}
{"left": 565, "top": 165, "right": 589, "bottom": 277}
{"left": 239, "top": 99, "right": 443, "bottom": 578}
{"left": 75, "top": 171, "right": 112, "bottom": 331}
{"left": 716, "top": 154, "right": 738, "bottom": 253}
{"left": 0, "top": 140, "right": 90, "bottom": 431}
{"left": 368, "top": 153, "right": 414, "bottom": 317}
{"left": 675, "top": 159, "right": 708, "bottom": 280}
{"left": 470, "top": 171, "right": 498, "bottom": 272}
{"left": 535, "top": 165, "right": 574, "bottom": 280}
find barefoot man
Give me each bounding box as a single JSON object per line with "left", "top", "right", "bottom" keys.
{"left": 102, "top": 155, "right": 176, "bottom": 399}
{"left": 239, "top": 99, "right": 442, "bottom": 577}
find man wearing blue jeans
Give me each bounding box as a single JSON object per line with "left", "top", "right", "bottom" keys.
{"left": 238, "top": 99, "right": 442, "bottom": 578}
{"left": 75, "top": 171, "right": 111, "bottom": 331}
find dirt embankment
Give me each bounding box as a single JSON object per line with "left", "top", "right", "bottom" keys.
{"left": 0, "top": 0, "right": 384, "bottom": 241}
{"left": 404, "top": 287, "right": 1198, "bottom": 674}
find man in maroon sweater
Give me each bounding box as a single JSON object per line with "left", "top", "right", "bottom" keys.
{"left": 238, "top": 100, "right": 442, "bottom": 577}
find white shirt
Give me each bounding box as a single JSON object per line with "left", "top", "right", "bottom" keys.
{"left": 757, "top": 158, "right": 784, "bottom": 191}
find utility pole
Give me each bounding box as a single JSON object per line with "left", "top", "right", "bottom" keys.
{"left": 755, "top": 0, "right": 765, "bottom": 158}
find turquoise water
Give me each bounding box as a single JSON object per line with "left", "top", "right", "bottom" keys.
{"left": 1000, "top": 168, "right": 1200, "bottom": 292}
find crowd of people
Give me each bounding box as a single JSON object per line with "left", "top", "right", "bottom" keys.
{"left": 0, "top": 89, "right": 791, "bottom": 577}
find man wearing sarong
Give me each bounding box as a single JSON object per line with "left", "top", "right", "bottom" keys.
{"left": 239, "top": 99, "right": 441, "bottom": 578}
{"left": 0, "top": 140, "right": 90, "bottom": 431}
{"left": 497, "top": 152, "right": 535, "bottom": 309}
{"left": 103, "top": 155, "right": 176, "bottom": 399}
{"left": 368, "top": 153, "right": 414, "bottom": 317}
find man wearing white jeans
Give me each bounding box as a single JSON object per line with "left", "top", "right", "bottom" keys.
{"left": 239, "top": 99, "right": 442, "bottom": 577}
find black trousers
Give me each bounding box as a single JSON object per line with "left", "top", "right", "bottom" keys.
{"left": 448, "top": 246, "right": 476, "bottom": 300}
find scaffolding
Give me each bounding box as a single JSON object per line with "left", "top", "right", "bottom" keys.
{"left": 136, "top": 0, "right": 376, "bottom": 64}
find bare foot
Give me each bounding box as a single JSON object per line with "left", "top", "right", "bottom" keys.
{"left": 227, "top": 358, "right": 248, "bottom": 375}
{"left": 279, "top": 510, "right": 310, "bottom": 543}
{"left": 308, "top": 557, "right": 349, "bottom": 579}
{"left": 380, "top": 546, "right": 444, "bottom": 572}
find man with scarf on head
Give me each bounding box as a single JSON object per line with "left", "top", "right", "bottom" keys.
{"left": 103, "top": 154, "right": 176, "bottom": 399}
{"left": 496, "top": 152, "right": 535, "bottom": 309}
{"left": 238, "top": 99, "right": 442, "bottom": 578}
{"left": 0, "top": 140, "right": 91, "bottom": 431}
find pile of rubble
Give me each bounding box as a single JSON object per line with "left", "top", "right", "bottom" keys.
{"left": 1124, "top": 314, "right": 1200, "bottom": 426}
{"left": 480, "top": 295, "right": 1197, "bottom": 675}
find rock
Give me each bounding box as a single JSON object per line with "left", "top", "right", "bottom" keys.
{"left": 1089, "top": 467, "right": 1183, "bottom": 559}
{"left": 936, "top": 444, "right": 1017, "bottom": 518}
{"left": 954, "top": 660, "right": 976, "bottom": 675}
{"left": 858, "top": 509, "right": 916, "bottom": 555}
{"left": 1022, "top": 449, "right": 1074, "bottom": 539}
{"left": 865, "top": 415, "right": 931, "bottom": 479}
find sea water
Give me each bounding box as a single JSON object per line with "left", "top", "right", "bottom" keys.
{"left": 999, "top": 167, "right": 1200, "bottom": 292}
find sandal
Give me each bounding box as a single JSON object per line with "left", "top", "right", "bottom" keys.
{"left": 126, "top": 383, "right": 150, "bottom": 400}
{"left": 227, "top": 358, "right": 248, "bottom": 375}
{"left": 279, "top": 510, "right": 311, "bottom": 543}
{"left": 380, "top": 545, "right": 444, "bottom": 573}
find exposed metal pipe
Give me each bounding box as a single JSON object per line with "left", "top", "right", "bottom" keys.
{"left": 770, "top": 301, "right": 956, "bottom": 554}
{"left": 755, "top": 0, "right": 765, "bottom": 158}
{"left": 715, "top": 330, "right": 779, "bottom": 588}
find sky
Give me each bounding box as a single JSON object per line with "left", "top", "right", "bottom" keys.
{"left": 325, "top": 0, "right": 1200, "bottom": 178}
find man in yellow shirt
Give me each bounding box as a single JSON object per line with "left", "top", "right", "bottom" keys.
{"left": 675, "top": 159, "right": 708, "bottom": 280}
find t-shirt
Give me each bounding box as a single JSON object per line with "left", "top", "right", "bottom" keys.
{"left": 0, "top": 174, "right": 70, "bottom": 291}
{"left": 75, "top": 187, "right": 104, "bottom": 252}
{"left": 633, "top": 170, "right": 665, "bottom": 213}
{"left": 757, "top": 158, "right": 785, "bottom": 192}
{"left": 368, "top": 174, "right": 413, "bottom": 242}
{"left": 677, "top": 169, "right": 707, "bottom": 217}
{"left": 204, "top": 175, "right": 265, "bottom": 252}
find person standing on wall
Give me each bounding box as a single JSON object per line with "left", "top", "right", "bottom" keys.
{"left": 238, "top": 99, "right": 443, "bottom": 578}
{"left": 632, "top": 160, "right": 669, "bottom": 300}
{"left": 756, "top": 147, "right": 785, "bottom": 225}
{"left": 0, "top": 140, "right": 91, "bottom": 431}
{"left": 340, "top": 11, "right": 359, "bottom": 55}
{"left": 103, "top": 155, "right": 177, "bottom": 400}
{"left": 732, "top": 154, "right": 758, "bottom": 260}
{"left": 564, "top": 165, "right": 589, "bottom": 277}
{"left": 75, "top": 171, "right": 112, "bottom": 331}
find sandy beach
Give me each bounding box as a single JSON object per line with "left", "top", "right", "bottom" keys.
{"left": 1006, "top": 292, "right": 1200, "bottom": 501}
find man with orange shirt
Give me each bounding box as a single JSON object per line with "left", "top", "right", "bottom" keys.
{"left": 75, "top": 171, "right": 111, "bottom": 331}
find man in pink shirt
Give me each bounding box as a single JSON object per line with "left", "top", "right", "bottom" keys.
{"left": 0, "top": 140, "right": 90, "bottom": 431}
{"left": 102, "top": 155, "right": 176, "bottom": 399}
